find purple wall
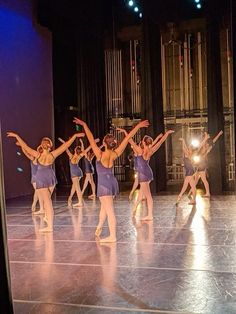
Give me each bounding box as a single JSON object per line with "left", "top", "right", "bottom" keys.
{"left": 0, "top": 0, "right": 53, "bottom": 198}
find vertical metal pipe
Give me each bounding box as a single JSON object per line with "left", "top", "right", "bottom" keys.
{"left": 184, "top": 34, "right": 189, "bottom": 111}
{"left": 198, "top": 32, "right": 204, "bottom": 112}
{"left": 161, "top": 36, "right": 167, "bottom": 113}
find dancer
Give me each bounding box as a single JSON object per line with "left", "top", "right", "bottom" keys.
{"left": 73, "top": 117, "right": 149, "bottom": 243}
{"left": 176, "top": 138, "right": 196, "bottom": 205}
{"left": 81, "top": 150, "right": 96, "bottom": 199}
{"left": 7, "top": 132, "right": 84, "bottom": 232}
{"left": 127, "top": 132, "right": 164, "bottom": 201}
{"left": 58, "top": 137, "right": 99, "bottom": 207}
{"left": 129, "top": 130, "right": 174, "bottom": 220}
{"left": 16, "top": 143, "right": 44, "bottom": 213}
{"left": 192, "top": 130, "right": 223, "bottom": 198}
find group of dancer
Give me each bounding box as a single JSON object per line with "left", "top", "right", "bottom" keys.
{"left": 7, "top": 118, "right": 223, "bottom": 242}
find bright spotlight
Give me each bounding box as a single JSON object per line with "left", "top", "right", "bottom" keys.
{"left": 128, "top": 0, "right": 134, "bottom": 6}
{"left": 134, "top": 6, "right": 139, "bottom": 12}
{"left": 191, "top": 139, "right": 200, "bottom": 148}
{"left": 193, "top": 155, "right": 201, "bottom": 163}
{"left": 139, "top": 12, "right": 142, "bottom": 18}
{"left": 194, "top": 0, "right": 200, "bottom": 3}
{"left": 196, "top": 3, "right": 202, "bottom": 9}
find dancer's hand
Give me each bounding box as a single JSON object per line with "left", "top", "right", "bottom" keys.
{"left": 137, "top": 120, "right": 149, "bottom": 129}
{"left": 95, "top": 138, "right": 100, "bottom": 143}
{"left": 219, "top": 130, "right": 223, "bottom": 136}
{"left": 166, "top": 130, "right": 174, "bottom": 134}
{"left": 7, "top": 131, "right": 18, "bottom": 139}
{"left": 73, "top": 117, "right": 86, "bottom": 127}
{"left": 179, "top": 137, "right": 184, "bottom": 141}
{"left": 116, "top": 127, "right": 128, "bottom": 135}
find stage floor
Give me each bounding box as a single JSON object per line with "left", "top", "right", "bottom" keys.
{"left": 6, "top": 192, "right": 236, "bottom": 314}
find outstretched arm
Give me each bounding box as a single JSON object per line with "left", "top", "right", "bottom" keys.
{"left": 73, "top": 117, "right": 101, "bottom": 159}
{"left": 212, "top": 130, "right": 223, "bottom": 144}
{"left": 114, "top": 120, "right": 149, "bottom": 157}
{"left": 151, "top": 130, "right": 174, "bottom": 154}
{"left": 179, "top": 138, "right": 189, "bottom": 156}
{"left": 152, "top": 133, "right": 163, "bottom": 147}
{"left": 80, "top": 138, "right": 100, "bottom": 157}
{"left": 52, "top": 133, "right": 84, "bottom": 159}
{"left": 58, "top": 138, "right": 73, "bottom": 159}
{"left": 7, "top": 132, "right": 38, "bottom": 158}
{"left": 197, "top": 132, "right": 209, "bottom": 153}
{"left": 116, "top": 128, "right": 142, "bottom": 156}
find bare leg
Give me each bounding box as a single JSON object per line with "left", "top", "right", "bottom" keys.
{"left": 68, "top": 181, "right": 76, "bottom": 207}
{"left": 31, "top": 182, "right": 38, "bottom": 212}
{"left": 140, "top": 182, "right": 153, "bottom": 221}
{"left": 81, "top": 174, "right": 90, "bottom": 195}
{"left": 95, "top": 197, "right": 107, "bottom": 237}
{"left": 129, "top": 174, "right": 139, "bottom": 200}
{"left": 38, "top": 188, "right": 54, "bottom": 232}
{"left": 189, "top": 176, "right": 196, "bottom": 204}
{"left": 99, "top": 196, "right": 117, "bottom": 243}
{"left": 132, "top": 185, "right": 144, "bottom": 217}
{"left": 88, "top": 174, "right": 96, "bottom": 198}
{"left": 177, "top": 176, "right": 192, "bottom": 203}
{"left": 72, "top": 177, "right": 83, "bottom": 206}
{"left": 199, "top": 171, "right": 210, "bottom": 197}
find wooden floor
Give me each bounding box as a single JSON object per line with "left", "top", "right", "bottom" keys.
{"left": 6, "top": 191, "right": 236, "bottom": 313}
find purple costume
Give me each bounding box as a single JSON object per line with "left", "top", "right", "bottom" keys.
{"left": 96, "top": 161, "right": 119, "bottom": 197}
{"left": 136, "top": 155, "right": 153, "bottom": 182}
{"left": 30, "top": 161, "right": 38, "bottom": 184}
{"left": 35, "top": 163, "right": 57, "bottom": 189}
{"left": 69, "top": 161, "right": 83, "bottom": 178}
{"left": 183, "top": 156, "right": 194, "bottom": 176}
{"left": 84, "top": 157, "right": 94, "bottom": 174}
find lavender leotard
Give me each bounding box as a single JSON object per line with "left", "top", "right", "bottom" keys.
{"left": 96, "top": 160, "right": 119, "bottom": 197}
{"left": 183, "top": 156, "right": 194, "bottom": 176}
{"left": 30, "top": 161, "right": 38, "bottom": 184}
{"left": 35, "top": 164, "right": 57, "bottom": 189}
{"left": 133, "top": 156, "right": 138, "bottom": 171}
{"left": 84, "top": 158, "right": 94, "bottom": 174}
{"left": 69, "top": 161, "right": 83, "bottom": 178}
{"left": 136, "top": 155, "right": 153, "bottom": 182}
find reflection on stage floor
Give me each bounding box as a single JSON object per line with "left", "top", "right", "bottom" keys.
{"left": 6, "top": 192, "right": 236, "bottom": 314}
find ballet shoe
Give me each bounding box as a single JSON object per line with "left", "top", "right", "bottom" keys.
{"left": 33, "top": 209, "right": 45, "bottom": 215}
{"left": 141, "top": 216, "right": 153, "bottom": 221}
{"left": 31, "top": 206, "right": 36, "bottom": 212}
{"left": 39, "top": 227, "right": 53, "bottom": 233}
{"left": 99, "top": 236, "right": 116, "bottom": 243}
{"left": 88, "top": 194, "right": 96, "bottom": 200}
{"left": 67, "top": 200, "right": 73, "bottom": 208}
{"left": 95, "top": 227, "right": 102, "bottom": 237}
{"left": 73, "top": 202, "right": 83, "bottom": 207}
{"left": 43, "top": 216, "right": 48, "bottom": 224}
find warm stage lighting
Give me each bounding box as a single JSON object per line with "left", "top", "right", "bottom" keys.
{"left": 193, "top": 155, "right": 201, "bottom": 163}
{"left": 128, "top": 0, "right": 134, "bottom": 6}
{"left": 191, "top": 139, "right": 200, "bottom": 148}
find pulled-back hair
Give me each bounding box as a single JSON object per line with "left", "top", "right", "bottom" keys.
{"left": 103, "top": 134, "right": 117, "bottom": 150}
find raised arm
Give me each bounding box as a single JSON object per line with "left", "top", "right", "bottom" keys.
{"left": 73, "top": 117, "right": 101, "bottom": 159}
{"left": 212, "top": 130, "right": 223, "bottom": 144}
{"left": 52, "top": 133, "right": 84, "bottom": 159}
{"left": 151, "top": 133, "right": 163, "bottom": 147}
{"left": 197, "top": 132, "right": 209, "bottom": 153}
{"left": 151, "top": 130, "right": 174, "bottom": 154}
{"left": 80, "top": 139, "right": 100, "bottom": 157}
{"left": 114, "top": 120, "right": 149, "bottom": 157}
{"left": 79, "top": 139, "right": 84, "bottom": 152}
{"left": 179, "top": 138, "right": 189, "bottom": 156}
{"left": 116, "top": 128, "right": 142, "bottom": 156}
{"left": 7, "top": 132, "right": 38, "bottom": 158}
{"left": 58, "top": 137, "right": 73, "bottom": 159}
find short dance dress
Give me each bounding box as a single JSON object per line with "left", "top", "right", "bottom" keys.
{"left": 30, "top": 161, "right": 38, "bottom": 184}
{"left": 35, "top": 163, "right": 57, "bottom": 189}
{"left": 136, "top": 155, "right": 153, "bottom": 182}
{"left": 69, "top": 161, "right": 83, "bottom": 178}
{"left": 96, "top": 160, "right": 119, "bottom": 197}
{"left": 83, "top": 157, "right": 94, "bottom": 174}
{"left": 197, "top": 157, "right": 208, "bottom": 172}
{"left": 183, "top": 156, "right": 194, "bottom": 176}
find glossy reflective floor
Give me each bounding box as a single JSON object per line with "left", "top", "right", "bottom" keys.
{"left": 6, "top": 191, "right": 236, "bottom": 314}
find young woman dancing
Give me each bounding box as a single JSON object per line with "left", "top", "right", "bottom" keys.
{"left": 81, "top": 150, "right": 96, "bottom": 199}
{"left": 176, "top": 138, "right": 196, "bottom": 205}
{"left": 7, "top": 132, "right": 84, "bottom": 232}
{"left": 128, "top": 130, "right": 174, "bottom": 220}
{"left": 73, "top": 117, "right": 149, "bottom": 243}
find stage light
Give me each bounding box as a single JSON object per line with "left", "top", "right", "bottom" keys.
{"left": 17, "top": 167, "right": 23, "bottom": 172}
{"left": 16, "top": 151, "right": 21, "bottom": 156}
{"left": 193, "top": 155, "right": 201, "bottom": 163}
{"left": 196, "top": 3, "right": 201, "bottom": 9}
{"left": 139, "top": 12, "right": 142, "bottom": 18}
{"left": 191, "top": 139, "right": 200, "bottom": 148}
{"left": 194, "top": 0, "right": 200, "bottom": 3}
{"left": 134, "top": 6, "right": 139, "bottom": 12}
{"left": 128, "top": 0, "right": 134, "bottom": 6}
